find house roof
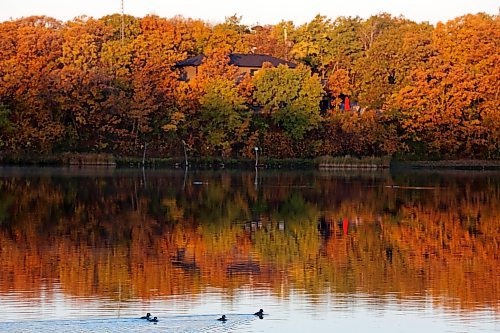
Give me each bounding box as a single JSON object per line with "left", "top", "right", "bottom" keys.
{"left": 176, "top": 53, "right": 296, "bottom": 68}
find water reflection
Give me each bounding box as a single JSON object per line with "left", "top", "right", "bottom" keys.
{"left": 0, "top": 167, "right": 498, "bottom": 331}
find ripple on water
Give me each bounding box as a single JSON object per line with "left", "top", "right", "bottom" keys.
{"left": 0, "top": 314, "right": 257, "bottom": 333}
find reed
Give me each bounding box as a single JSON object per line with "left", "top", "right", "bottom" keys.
{"left": 316, "top": 155, "right": 391, "bottom": 169}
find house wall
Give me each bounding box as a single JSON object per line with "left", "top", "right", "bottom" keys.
{"left": 237, "top": 67, "right": 260, "bottom": 76}
{"left": 181, "top": 66, "right": 198, "bottom": 81}
{"left": 181, "top": 66, "right": 261, "bottom": 81}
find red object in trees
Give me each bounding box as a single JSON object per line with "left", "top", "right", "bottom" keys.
{"left": 344, "top": 96, "right": 350, "bottom": 111}
{"left": 343, "top": 218, "right": 349, "bottom": 235}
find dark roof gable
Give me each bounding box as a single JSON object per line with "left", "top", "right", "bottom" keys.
{"left": 176, "top": 54, "right": 205, "bottom": 67}
{"left": 176, "top": 53, "right": 296, "bottom": 68}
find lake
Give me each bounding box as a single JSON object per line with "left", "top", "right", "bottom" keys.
{"left": 0, "top": 167, "right": 498, "bottom": 332}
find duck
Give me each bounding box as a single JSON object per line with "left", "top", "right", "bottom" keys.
{"left": 254, "top": 309, "right": 264, "bottom": 316}
{"left": 217, "top": 315, "right": 227, "bottom": 322}
{"left": 140, "top": 313, "right": 151, "bottom": 320}
{"left": 148, "top": 316, "right": 159, "bottom": 323}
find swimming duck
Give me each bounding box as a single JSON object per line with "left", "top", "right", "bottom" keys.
{"left": 140, "top": 313, "right": 151, "bottom": 319}
{"left": 217, "top": 315, "right": 227, "bottom": 322}
{"left": 254, "top": 309, "right": 264, "bottom": 316}
{"left": 148, "top": 316, "right": 159, "bottom": 323}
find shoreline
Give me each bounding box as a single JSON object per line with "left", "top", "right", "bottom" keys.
{"left": 1, "top": 154, "right": 499, "bottom": 171}
{"left": 391, "top": 160, "right": 500, "bottom": 171}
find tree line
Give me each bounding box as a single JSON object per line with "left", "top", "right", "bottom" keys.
{"left": 0, "top": 13, "right": 498, "bottom": 159}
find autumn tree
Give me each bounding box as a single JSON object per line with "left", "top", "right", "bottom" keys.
{"left": 358, "top": 13, "right": 396, "bottom": 52}
{"left": 389, "top": 14, "right": 500, "bottom": 158}
{"left": 204, "top": 15, "right": 250, "bottom": 54}
{"left": 0, "top": 12, "right": 497, "bottom": 159}
{"left": 100, "top": 13, "right": 142, "bottom": 42}
{"left": 54, "top": 17, "right": 128, "bottom": 151}
{"left": 322, "top": 16, "right": 364, "bottom": 105}
{"left": 247, "top": 21, "right": 294, "bottom": 60}
{"left": 291, "top": 15, "right": 365, "bottom": 107}
{"left": 0, "top": 16, "right": 65, "bottom": 153}
{"left": 356, "top": 19, "right": 433, "bottom": 110}
{"left": 326, "top": 69, "right": 352, "bottom": 109}
{"left": 0, "top": 103, "right": 12, "bottom": 149}
{"left": 99, "top": 15, "right": 191, "bottom": 154}
{"left": 167, "top": 50, "right": 242, "bottom": 155}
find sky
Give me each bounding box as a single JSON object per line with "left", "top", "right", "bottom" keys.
{"left": 1, "top": 0, "right": 498, "bottom": 25}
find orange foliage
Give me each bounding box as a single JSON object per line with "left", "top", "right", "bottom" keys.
{"left": 389, "top": 14, "right": 500, "bottom": 158}
{"left": 0, "top": 13, "right": 498, "bottom": 159}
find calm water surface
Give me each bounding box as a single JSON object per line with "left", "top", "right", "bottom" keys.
{"left": 0, "top": 167, "right": 498, "bottom": 332}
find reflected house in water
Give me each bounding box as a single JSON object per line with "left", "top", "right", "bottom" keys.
{"left": 226, "top": 262, "right": 261, "bottom": 276}
{"left": 175, "top": 53, "right": 297, "bottom": 81}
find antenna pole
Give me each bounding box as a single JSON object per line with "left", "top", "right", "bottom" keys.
{"left": 120, "top": 0, "right": 125, "bottom": 44}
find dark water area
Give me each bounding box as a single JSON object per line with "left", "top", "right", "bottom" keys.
{"left": 0, "top": 167, "right": 498, "bottom": 332}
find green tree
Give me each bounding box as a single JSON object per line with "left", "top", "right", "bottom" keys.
{"left": 329, "top": 16, "right": 364, "bottom": 69}
{"left": 199, "top": 78, "right": 248, "bottom": 156}
{"left": 290, "top": 15, "right": 336, "bottom": 77}
{"left": 253, "top": 64, "right": 323, "bottom": 140}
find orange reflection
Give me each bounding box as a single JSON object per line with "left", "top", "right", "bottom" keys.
{"left": 0, "top": 171, "right": 498, "bottom": 311}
